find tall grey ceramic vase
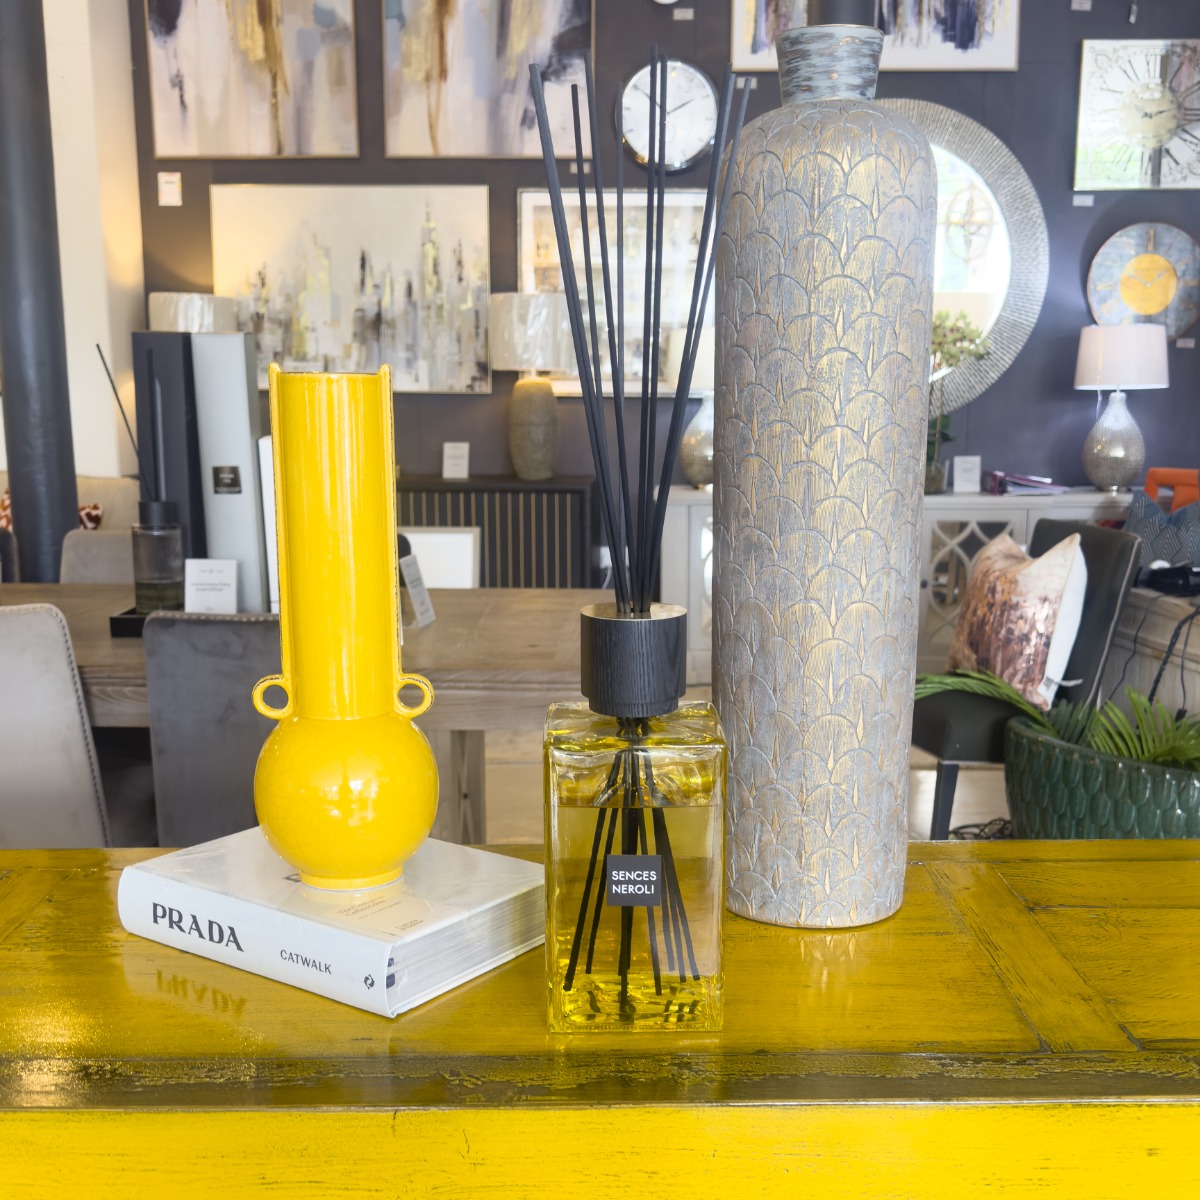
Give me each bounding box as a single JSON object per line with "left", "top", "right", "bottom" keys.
{"left": 714, "top": 22, "right": 936, "bottom": 928}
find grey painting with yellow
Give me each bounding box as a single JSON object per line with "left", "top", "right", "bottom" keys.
{"left": 714, "top": 23, "right": 936, "bottom": 928}
{"left": 384, "top": 0, "right": 591, "bottom": 158}
{"left": 146, "top": 1, "right": 357, "bottom": 157}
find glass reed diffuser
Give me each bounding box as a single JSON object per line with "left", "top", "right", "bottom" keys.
{"left": 531, "top": 50, "right": 749, "bottom": 1032}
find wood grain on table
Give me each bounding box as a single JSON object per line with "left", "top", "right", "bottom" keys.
{"left": 1, "top": 840, "right": 1199, "bottom": 1195}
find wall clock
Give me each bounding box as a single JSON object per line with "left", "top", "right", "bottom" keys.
{"left": 1086, "top": 223, "right": 1200, "bottom": 341}
{"left": 618, "top": 60, "right": 719, "bottom": 171}
{"left": 1075, "top": 39, "right": 1200, "bottom": 191}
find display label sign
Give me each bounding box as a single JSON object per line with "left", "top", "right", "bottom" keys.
{"left": 606, "top": 855, "right": 663, "bottom": 907}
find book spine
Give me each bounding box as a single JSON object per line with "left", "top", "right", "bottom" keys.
{"left": 117, "top": 866, "right": 394, "bottom": 1017}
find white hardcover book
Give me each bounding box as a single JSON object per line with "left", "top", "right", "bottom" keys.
{"left": 192, "top": 333, "right": 269, "bottom": 612}
{"left": 117, "top": 828, "right": 545, "bottom": 1017}
{"left": 258, "top": 435, "right": 279, "bottom": 613}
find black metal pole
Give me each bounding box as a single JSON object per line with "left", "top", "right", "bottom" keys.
{"left": 0, "top": 0, "right": 78, "bottom": 581}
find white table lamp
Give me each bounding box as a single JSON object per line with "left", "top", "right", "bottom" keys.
{"left": 1073, "top": 323, "right": 1169, "bottom": 492}
{"left": 488, "top": 293, "right": 574, "bottom": 481}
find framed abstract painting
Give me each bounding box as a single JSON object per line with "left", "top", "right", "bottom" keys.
{"left": 730, "top": 1, "right": 1019, "bottom": 73}
{"left": 383, "top": 0, "right": 592, "bottom": 158}
{"left": 145, "top": 0, "right": 358, "bottom": 157}
{"left": 210, "top": 185, "right": 491, "bottom": 394}
{"left": 517, "top": 188, "right": 709, "bottom": 393}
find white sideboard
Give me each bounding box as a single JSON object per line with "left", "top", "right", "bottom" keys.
{"left": 661, "top": 486, "right": 1132, "bottom": 684}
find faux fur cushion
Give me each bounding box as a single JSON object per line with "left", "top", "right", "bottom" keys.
{"left": 0, "top": 488, "right": 104, "bottom": 531}
{"left": 1125, "top": 489, "right": 1200, "bottom": 569}
{"left": 948, "top": 533, "right": 1087, "bottom": 711}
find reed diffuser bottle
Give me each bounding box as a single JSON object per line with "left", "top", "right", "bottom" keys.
{"left": 545, "top": 607, "right": 725, "bottom": 1031}
{"left": 531, "top": 49, "right": 748, "bottom": 1032}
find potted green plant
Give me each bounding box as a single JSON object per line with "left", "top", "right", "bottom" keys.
{"left": 916, "top": 670, "right": 1200, "bottom": 838}
{"left": 926, "top": 311, "right": 989, "bottom": 495}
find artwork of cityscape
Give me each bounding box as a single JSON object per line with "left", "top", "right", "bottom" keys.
{"left": 211, "top": 185, "right": 490, "bottom": 394}
{"left": 145, "top": 0, "right": 358, "bottom": 157}
{"left": 383, "top": 0, "right": 591, "bottom": 157}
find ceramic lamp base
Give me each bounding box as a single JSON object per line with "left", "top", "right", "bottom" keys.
{"left": 1082, "top": 389, "right": 1144, "bottom": 492}
{"left": 508, "top": 377, "right": 558, "bottom": 481}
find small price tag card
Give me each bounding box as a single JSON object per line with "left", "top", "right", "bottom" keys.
{"left": 442, "top": 442, "right": 470, "bottom": 480}
{"left": 399, "top": 554, "right": 436, "bottom": 627}
{"left": 184, "top": 559, "right": 238, "bottom": 613}
{"left": 953, "top": 455, "right": 983, "bottom": 494}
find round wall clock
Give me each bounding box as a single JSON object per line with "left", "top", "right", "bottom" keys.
{"left": 618, "top": 60, "right": 719, "bottom": 172}
{"left": 1086, "top": 222, "right": 1200, "bottom": 340}
{"left": 1076, "top": 39, "right": 1200, "bottom": 190}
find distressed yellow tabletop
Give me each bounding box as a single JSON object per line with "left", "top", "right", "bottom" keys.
{"left": 2, "top": 840, "right": 1199, "bottom": 1196}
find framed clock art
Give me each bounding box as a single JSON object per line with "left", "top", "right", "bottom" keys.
{"left": 1075, "top": 39, "right": 1200, "bottom": 191}
{"left": 1086, "top": 223, "right": 1200, "bottom": 342}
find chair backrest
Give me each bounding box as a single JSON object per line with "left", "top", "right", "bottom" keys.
{"left": 399, "top": 526, "right": 481, "bottom": 588}
{"left": 0, "top": 528, "right": 17, "bottom": 582}
{"left": 1028, "top": 519, "right": 1141, "bottom": 707}
{"left": 0, "top": 605, "right": 110, "bottom": 847}
{"left": 143, "top": 612, "right": 279, "bottom": 846}
{"left": 60, "top": 529, "right": 135, "bottom": 584}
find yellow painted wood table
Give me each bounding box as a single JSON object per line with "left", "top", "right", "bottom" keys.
{"left": 2, "top": 840, "right": 1200, "bottom": 1196}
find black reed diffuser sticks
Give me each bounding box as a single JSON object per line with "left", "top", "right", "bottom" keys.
{"left": 532, "top": 50, "right": 748, "bottom": 1015}
{"left": 529, "top": 50, "right": 749, "bottom": 616}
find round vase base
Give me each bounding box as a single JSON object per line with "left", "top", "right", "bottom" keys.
{"left": 300, "top": 865, "right": 403, "bottom": 891}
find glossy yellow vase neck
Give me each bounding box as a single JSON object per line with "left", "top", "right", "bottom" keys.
{"left": 269, "top": 366, "right": 402, "bottom": 721}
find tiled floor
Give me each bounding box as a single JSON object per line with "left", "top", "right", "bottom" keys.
{"left": 485, "top": 730, "right": 1008, "bottom": 845}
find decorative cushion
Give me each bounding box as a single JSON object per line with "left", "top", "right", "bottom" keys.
{"left": 0, "top": 488, "right": 105, "bottom": 532}
{"left": 948, "top": 533, "right": 1087, "bottom": 711}
{"left": 1125, "top": 489, "right": 1200, "bottom": 569}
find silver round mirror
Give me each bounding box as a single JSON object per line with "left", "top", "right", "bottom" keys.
{"left": 879, "top": 99, "right": 1048, "bottom": 414}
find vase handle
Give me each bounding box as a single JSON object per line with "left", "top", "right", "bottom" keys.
{"left": 395, "top": 673, "right": 434, "bottom": 719}
{"left": 252, "top": 674, "right": 294, "bottom": 720}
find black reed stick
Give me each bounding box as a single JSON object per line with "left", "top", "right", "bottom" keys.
{"left": 146, "top": 346, "right": 166, "bottom": 503}
{"left": 96, "top": 344, "right": 152, "bottom": 503}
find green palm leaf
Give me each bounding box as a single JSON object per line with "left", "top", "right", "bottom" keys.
{"left": 914, "top": 669, "right": 1055, "bottom": 734}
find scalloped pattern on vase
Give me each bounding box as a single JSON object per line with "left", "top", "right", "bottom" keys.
{"left": 714, "top": 98, "right": 935, "bottom": 928}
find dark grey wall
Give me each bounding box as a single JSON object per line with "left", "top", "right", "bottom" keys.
{"left": 127, "top": 1, "right": 1200, "bottom": 485}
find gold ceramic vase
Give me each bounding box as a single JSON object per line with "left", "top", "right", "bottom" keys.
{"left": 253, "top": 365, "right": 438, "bottom": 890}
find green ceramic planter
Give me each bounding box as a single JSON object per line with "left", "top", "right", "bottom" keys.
{"left": 1004, "top": 718, "right": 1200, "bottom": 839}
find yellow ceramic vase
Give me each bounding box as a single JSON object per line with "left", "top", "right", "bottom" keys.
{"left": 252, "top": 365, "right": 438, "bottom": 890}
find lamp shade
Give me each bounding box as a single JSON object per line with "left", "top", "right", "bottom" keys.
{"left": 488, "top": 293, "right": 574, "bottom": 373}
{"left": 1074, "top": 323, "right": 1169, "bottom": 391}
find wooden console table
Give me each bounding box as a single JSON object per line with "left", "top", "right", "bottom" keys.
{"left": 3, "top": 839, "right": 1199, "bottom": 1195}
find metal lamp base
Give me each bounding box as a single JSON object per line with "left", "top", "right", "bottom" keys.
{"left": 1082, "top": 389, "right": 1144, "bottom": 492}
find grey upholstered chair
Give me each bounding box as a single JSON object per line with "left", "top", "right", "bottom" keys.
{"left": 142, "top": 612, "right": 279, "bottom": 847}
{"left": 911, "top": 519, "right": 1141, "bottom": 839}
{"left": 60, "top": 529, "right": 135, "bottom": 584}
{"left": 0, "top": 604, "right": 154, "bottom": 847}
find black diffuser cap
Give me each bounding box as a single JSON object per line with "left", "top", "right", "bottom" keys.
{"left": 580, "top": 603, "right": 687, "bottom": 720}
{"left": 808, "top": 0, "right": 878, "bottom": 25}
{"left": 137, "top": 499, "right": 178, "bottom": 528}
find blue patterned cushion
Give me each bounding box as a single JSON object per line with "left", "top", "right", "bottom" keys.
{"left": 1126, "top": 490, "right": 1200, "bottom": 568}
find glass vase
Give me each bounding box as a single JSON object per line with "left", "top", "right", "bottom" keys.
{"left": 545, "top": 698, "right": 725, "bottom": 1033}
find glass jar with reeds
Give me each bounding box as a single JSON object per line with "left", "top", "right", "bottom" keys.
{"left": 531, "top": 49, "right": 748, "bottom": 1032}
